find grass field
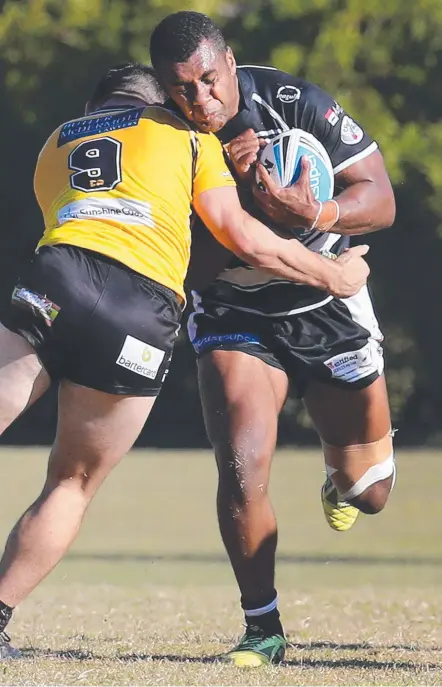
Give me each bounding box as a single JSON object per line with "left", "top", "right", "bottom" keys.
{"left": 0, "top": 447, "right": 441, "bottom": 685}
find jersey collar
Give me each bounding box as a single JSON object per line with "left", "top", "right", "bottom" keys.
{"left": 94, "top": 105, "right": 138, "bottom": 114}
{"left": 216, "top": 69, "right": 254, "bottom": 144}
{"left": 236, "top": 68, "right": 253, "bottom": 112}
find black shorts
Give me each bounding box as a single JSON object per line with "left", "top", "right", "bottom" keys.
{"left": 188, "top": 288, "right": 384, "bottom": 398}
{"left": 2, "top": 244, "right": 182, "bottom": 396}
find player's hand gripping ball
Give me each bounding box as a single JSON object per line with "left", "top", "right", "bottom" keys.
{"left": 256, "top": 129, "right": 334, "bottom": 202}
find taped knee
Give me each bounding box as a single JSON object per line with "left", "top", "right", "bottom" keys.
{"left": 322, "top": 431, "right": 395, "bottom": 502}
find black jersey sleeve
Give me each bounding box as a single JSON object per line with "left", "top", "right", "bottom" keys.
{"left": 294, "top": 82, "right": 378, "bottom": 174}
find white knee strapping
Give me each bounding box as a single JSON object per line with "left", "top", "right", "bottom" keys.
{"left": 330, "top": 453, "right": 395, "bottom": 501}
{"left": 323, "top": 431, "right": 395, "bottom": 500}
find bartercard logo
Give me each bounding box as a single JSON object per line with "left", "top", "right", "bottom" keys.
{"left": 116, "top": 335, "right": 165, "bottom": 379}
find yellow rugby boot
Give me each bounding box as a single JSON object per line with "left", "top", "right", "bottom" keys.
{"left": 321, "top": 476, "right": 360, "bottom": 532}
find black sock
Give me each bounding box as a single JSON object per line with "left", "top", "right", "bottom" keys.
{"left": 241, "top": 590, "right": 284, "bottom": 636}
{"left": 0, "top": 601, "right": 13, "bottom": 633}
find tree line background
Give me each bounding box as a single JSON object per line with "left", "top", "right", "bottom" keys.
{"left": 0, "top": 0, "right": 441, "bottom": 448}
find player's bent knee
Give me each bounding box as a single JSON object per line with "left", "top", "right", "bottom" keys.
{"left": 322, "top": 431, "right": 396, "bottom": 512}
{"left": 46, "top": 448, "right": 117, "bottom": 497}
{"left": 349, "top": 476, "right": 393, "bottom": 514}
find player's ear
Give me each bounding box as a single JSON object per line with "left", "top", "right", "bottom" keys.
{"left": 225, "top": 47, "right": 236, "bottom": 75}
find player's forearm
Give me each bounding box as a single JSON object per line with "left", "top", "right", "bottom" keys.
{"left": 332, "top": 180, "right": 396, "bottom": 235}
{"left": 238, "top": 214, "right": 339, "bottom": 291}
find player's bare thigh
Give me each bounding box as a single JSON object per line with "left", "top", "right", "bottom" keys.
{"left": 304, "top": 375, "right": 391, "bottom": 446}
{"left": 197, "top": 350, "right": 288, "bottom": 472}
{"left": 0, "top": 322, "right": 50, "bottom": 432}
{"left": 46, "top": 379, "right": 156, "bottom": 496}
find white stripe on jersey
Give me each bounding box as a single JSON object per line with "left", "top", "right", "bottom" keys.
{"left": 238, "top": 65, "right": 277, "bottom": 70}
{"left": 211, "top": 292, "right": 334, "bottom": 317}
{"left": 333, "top": 141, "right": 378, "bottom": 174}
{"left": 251, "top": 94, "right": 290, "bottom": 132}
{"left": 221, "top": 86, "right": 378, "bottom": 317}
{"left": 255, "top": 128, "right": 283, "bottom": 139}
{"left": 249, "top": 92, "right": 378, "bottom": 177}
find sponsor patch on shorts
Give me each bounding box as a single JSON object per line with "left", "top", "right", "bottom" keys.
{"left": 324, "top": 341, "right": 380, "bottom": 383}
{"left": 11, "top": 286, "right": 60, "bottom": 326}
{"left": 192, "top": 332, "right": 261, "bottom": 353}
{"left": 116, "top": 335, "right": 165, "bottom": 380}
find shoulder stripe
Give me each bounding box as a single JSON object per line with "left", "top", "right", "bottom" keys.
{"left": 238, "top": 65, "right": 277, "bottom": 70}
{"left": 333, "top": 141, "right": 378, "bottom": 174}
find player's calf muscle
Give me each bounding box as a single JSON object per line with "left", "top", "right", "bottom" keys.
{"left": 349, "top": 476, "right": 393, "bottom": 514}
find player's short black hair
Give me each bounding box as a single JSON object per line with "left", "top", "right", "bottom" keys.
{"left": 150, "top": 11, "right": 227, "bottom": 68}
{"left": 88, "top": 62, "right": 166, "bottom": 110}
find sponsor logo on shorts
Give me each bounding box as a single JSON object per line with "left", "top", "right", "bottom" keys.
{"left": 340, "top": 115, "right": 364, "bottom": 145}
{"left": 192, "top": 333, "right": 261, "bottom": 353}
{"left": 58, "top": 198, "right": 154, "bottom": 227}
{"left": 116, "top": 335, "right": 165, "bottom": 380}
{"left": 324, "top": 341, "right": 380, "bottom": 383}
{"left": 276, "top": 85, "right": 301, "bottom": 103}
{"left": 11, "top": 286, "right": 60, "bottom": 326}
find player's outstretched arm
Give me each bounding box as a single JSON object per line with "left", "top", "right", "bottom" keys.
{"left": 193, "top": 186, "right": 370, "bottom": 298}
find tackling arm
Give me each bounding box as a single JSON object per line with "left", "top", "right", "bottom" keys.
{"left": 193, "top": 186, "right": 370, "bottom": 298}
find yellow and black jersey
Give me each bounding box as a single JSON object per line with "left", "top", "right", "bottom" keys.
{"left": 34, "top": 105, "right": 236, "bottom": 300}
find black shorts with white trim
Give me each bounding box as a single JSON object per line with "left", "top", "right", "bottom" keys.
{"left": 188, "top": 287, "right": 384, "bottom": 398}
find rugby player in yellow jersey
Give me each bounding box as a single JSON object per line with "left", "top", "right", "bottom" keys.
{"left": 0, "top": 63, "right": 370, "bottom": 657}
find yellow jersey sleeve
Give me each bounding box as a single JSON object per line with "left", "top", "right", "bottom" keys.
{"left": 193, "top": 132, "right": 236, "bottom": 198}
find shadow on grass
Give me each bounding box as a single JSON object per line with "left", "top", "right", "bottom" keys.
{"left": 283, "top": 656, "right": 440, "bottom": 670}
{"left": 290, "top": 641, "right": 439, "bottom": 652}
{"left": 66, "top": 552, "right": 442, "bottom": 566}
{"left": 19, "top": 648, "right": 219, "bottom": 664}
{"left": 18, "top": 646, "right": 442, "bottom": 672}
{"left": 20, "top": 648, "right": 95, "bottom": 661}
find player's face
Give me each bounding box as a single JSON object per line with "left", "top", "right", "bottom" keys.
{"left": 156, "top": 39, "right": 239, "bottom": 133}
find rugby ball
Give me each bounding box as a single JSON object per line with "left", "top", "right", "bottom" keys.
{"left": 257, "top": 129, "right": 334, "bottom": 201}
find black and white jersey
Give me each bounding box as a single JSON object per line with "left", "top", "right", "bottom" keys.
{"left": 199, "top": 65, "right": 378, "bottom": 317}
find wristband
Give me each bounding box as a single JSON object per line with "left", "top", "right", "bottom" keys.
{"left": 311, "top": 199, "right": 340, "bottom": 233}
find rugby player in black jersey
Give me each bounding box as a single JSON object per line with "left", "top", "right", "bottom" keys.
{"left": 151, "top": 12, "right": 396, "bottom": 666}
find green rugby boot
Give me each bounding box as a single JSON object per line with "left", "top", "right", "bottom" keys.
{"left": 221, "top": 624, "right": 286, "bottom": 667}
